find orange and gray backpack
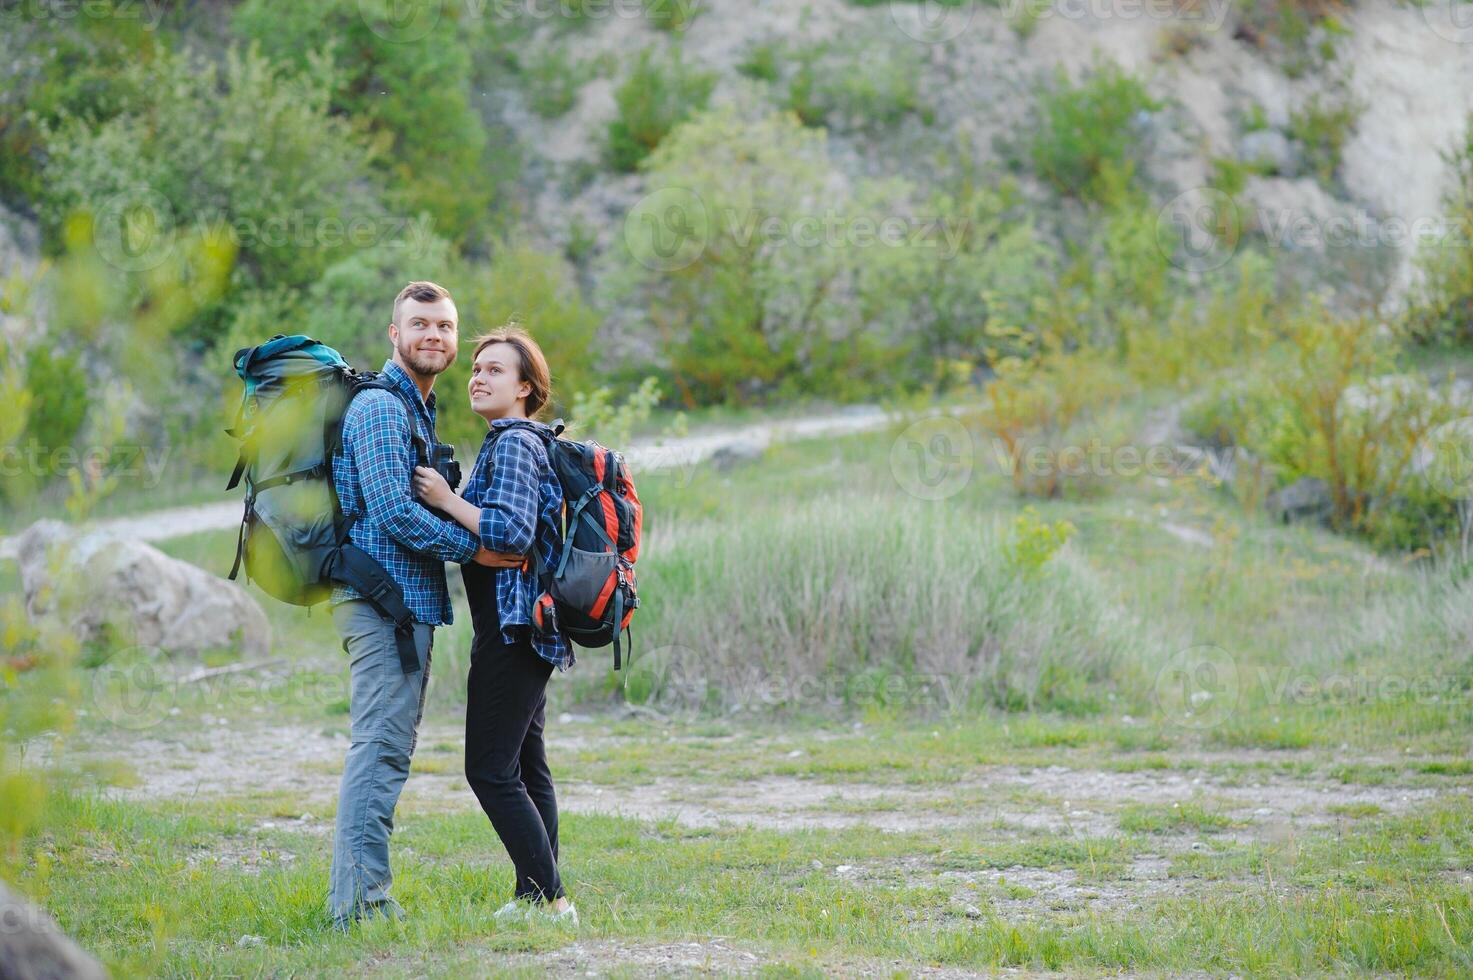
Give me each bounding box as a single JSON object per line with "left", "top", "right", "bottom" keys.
{"left": 487, "top": 420, "right": 643, "bottom": 669}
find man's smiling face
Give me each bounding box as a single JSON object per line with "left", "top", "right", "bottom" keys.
{"left": 390, "top": 297, "right": 459, "bottom": 377}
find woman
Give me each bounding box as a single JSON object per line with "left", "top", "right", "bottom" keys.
{"left": 412, "top": 326, "right": 578, "bottom": 926}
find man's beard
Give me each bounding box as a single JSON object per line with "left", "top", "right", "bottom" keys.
{"left": 400, "top": 343, "right": 454, "bottom": 377}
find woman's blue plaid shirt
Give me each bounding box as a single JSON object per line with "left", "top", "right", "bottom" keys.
{"left": 459, "top": 418, "right": 575, "bottom": 671}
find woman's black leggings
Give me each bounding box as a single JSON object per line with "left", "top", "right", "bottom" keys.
{"left": 464, "top": 621, "right": 564, "bottom": 903}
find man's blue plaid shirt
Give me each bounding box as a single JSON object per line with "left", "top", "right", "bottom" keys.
{"left": 459, "top": 418, "right": 574, "bottom": 671}
{"left": 330, "top": 360, "right": 479, "bottom": 625}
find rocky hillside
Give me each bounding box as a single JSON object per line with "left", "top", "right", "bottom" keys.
{"left": 487, "top": 0, "right": 1473, "bottom": 310}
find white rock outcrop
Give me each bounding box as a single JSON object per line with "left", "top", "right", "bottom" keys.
{"left": 14, "top": 519, "right": 271, "bottom": 659}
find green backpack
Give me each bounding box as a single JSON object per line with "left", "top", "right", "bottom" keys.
{"left": 225, "top": 334, "right": 436, "bottom": 674}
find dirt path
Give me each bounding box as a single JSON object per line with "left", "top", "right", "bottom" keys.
{"left": 0, "top": 405, "right": 899, "bottom": 559}
{"left": 49, "top": 712, "right": 1469, "bottom": 976}
{"left": 83, "top": 718, "right": 1455, "bottom": 833}
{"left": 63, "top": 716, "right": 1471, "bottom": 897}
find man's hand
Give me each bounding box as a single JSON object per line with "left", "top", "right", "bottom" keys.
{"left": 413, "top": 465, "right": 453, "bottom": 508}
{"left": 472, "top": 547, "right": 525, "bottom": 569}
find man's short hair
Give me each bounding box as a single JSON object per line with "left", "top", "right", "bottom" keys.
{"left": 393, "top": 281, "right": 454, "bottom": 324}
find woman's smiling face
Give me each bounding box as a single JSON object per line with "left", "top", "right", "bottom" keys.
{"left": 468, "top": 341, "right": 532, "bottom": 420}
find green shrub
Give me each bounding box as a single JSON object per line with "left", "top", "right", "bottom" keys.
{"left": 785, "top": 37, "right": 929, "bottom": 131}
{"left": 862, "top": 179, "right": 1056, "bottom": 387}
{"left": 522, "top": 45, "right": 614, "bottom": 118}
{"left": 615, "top": 107, "right": 935, "bottom": 404}
{"left": 644, "top": 0, "right": 698, "bottom": 32}
{"left": 1406, "top": 112, "right": 1473, "bottom": 344}
{"left": 41, "top": 44, "right": 381, "bottom": 322}
{"left": 1124, "top": 251, "right": 1277, "bottom": 388}
{"left": 606, "top": 46, "right": 715, "bottom": 172}
{"left": 1029, "top": 62, "right": 1160, "bottom": 202}
{"left": 1210, "top": 155, "right": 1276, "bottom": 196}
{"left": 1004, "top": 506, "right": 1077, "bottom": 578}
{"left": 0, "top": 8, "right": 163, "bottom": 206}
{"left": 234, "top": 0, "right": 497, "bottom": 245}
{"left": 736, "top": 40, "right": 782, "bottom": 83}
{"left": 1236, "top": 0, "right": 1349, "bottom": 78}
{"left": 1192, "top": 311, "right": 1463, "bottom": 550}
{"left": 21, "top": 346, "right": 90, "bottom": 474}
{"left": 1288, "top": 89, "right": 1361, "bottom": 187}
{"left": 977, "top": 330, "right": 1134, "bottom": 499}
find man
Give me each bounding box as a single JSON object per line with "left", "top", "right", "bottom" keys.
{"left": 328, "top": 280, "right": 520, "bottom": 930}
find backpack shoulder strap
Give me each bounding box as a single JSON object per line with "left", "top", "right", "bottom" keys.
{"left": 352, "top": 379, "right": 428, "bottom": 467}
{"left": 485, "top": 419, "right": 556, "bottom": 468}
{"left": 327, "top": 543, "right": 423, "bottom": 674}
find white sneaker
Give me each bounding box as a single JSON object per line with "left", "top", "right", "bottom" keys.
{"left": 530, "top": 901, "right": 579, "bottom": 928}
{"left": 493, "top": 899, "right": 528, "bottom": 923}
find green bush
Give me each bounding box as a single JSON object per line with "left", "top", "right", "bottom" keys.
{"left": 1406, "top": 112, "right": 1473, "bottom": 344}
{"left": 234, "top": 0, "right": 497, "bottom": 245}
{"left": 1029, "top": 62, "right": 1160, "bottom": 202}
{"left": 606, "top": 46, "right": 715, "bottom": 172}
{"left": 521, "top": 45, "right": 614, "bottom": 119}
{"left": 0, "top": 8, "right": 163, "bottom": 206}
{"left": 1288, "top": 88, "right": 1361, "bottom": 187}
{"left": 41, "top": 44, "right": 381, "bottom": 323}
{"left": 615, "top": 107, "right": 937, "bottom": 404}
{"left": 645, "top": 0, "right": 698, "bottom": 32}
{"left": 1189, "top": 312, "right": 1463, "bottom": 551}
{"left": 1235, "top": 0, "right": 1349, "bottom": 78}
{"left": 736, "top": 40, "right": 782, "bottom": 83}
{"left": 857, "top": 178, "right": 1056, "bottom": 388}
{"left": 785, "top": 37, "right": 929, "bottom": 131}
{"left": 21, "top": 346, "right": 90, "bottom": 474}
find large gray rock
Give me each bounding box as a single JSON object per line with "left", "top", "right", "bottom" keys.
{"left": 1266, "top": 476, "right": 1334, "bottom": 525}
{"left": 0, "top": 880, "right": 107, "bottom": 980}
{"left": 14, "top": 520, "right": 271, "bottom": 658}
{"left": 708, "top": 439, "right": 766, "bottom": 472}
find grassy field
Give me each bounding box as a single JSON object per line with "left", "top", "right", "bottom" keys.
{"left": 10, "top": 392, "right": 1473, "bottom": 976}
